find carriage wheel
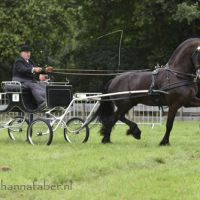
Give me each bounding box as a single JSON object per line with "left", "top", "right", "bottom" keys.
{"left": 27, "top": 118, "right": 53, "bottom": 145}
{"left": 64, "top": 117, "right": 89, "bottom": 143}
{"left": 8, "top": 116, "right": 29, "bottom": 141}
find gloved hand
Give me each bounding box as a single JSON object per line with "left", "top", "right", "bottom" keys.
{"left": 33, "top": 67, "right": 43, "bottom": 74}
{"left": 45, "top": 66, "right": 54, "bottom": 73}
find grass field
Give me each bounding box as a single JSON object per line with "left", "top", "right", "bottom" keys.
{"left": 0, "top": 121, "right": 200, "bottom": 200}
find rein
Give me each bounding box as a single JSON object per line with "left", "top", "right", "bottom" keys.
{"left": 165, "top": 63, "right": 197, "bottom": 78}
{"left": 165, "top": 68, "right": 196, "bottom": 79}
{"left": 52, "top": 71, "right": 122, "bottom": 76}
{"left": 51, "top": 69, "right": 152, "bottom": 76}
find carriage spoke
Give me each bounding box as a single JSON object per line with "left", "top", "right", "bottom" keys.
{"left": 27, "top": 118, "right": 53, "bottom": 145}
{"left": 8, "top": 116, "right": 29, "bottom": 142}
{"left": 64, "top": 117, "right": 89, "bottom": 143}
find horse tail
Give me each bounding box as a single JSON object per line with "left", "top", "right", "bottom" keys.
{"left": 89, "top": 80, "right": 115, "bottom": 126}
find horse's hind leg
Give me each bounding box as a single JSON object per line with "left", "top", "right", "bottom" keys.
{"left": 101, "top": 123, "right": 114, "bottom": 143}
{"left": 120, "top": 115, "right": 141, "bottom": 140}
{"left": 100, "top": 116, "right": 118, "bottom": 143}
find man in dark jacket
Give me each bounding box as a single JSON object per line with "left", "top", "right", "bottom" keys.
{"left": 12, "top": 44, "right": 53, "bottom": 109}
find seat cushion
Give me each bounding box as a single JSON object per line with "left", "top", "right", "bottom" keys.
{"left": 4, "top": 84, "right": 30, "bottom": 92}
{"left": 4, "top": 84, "right": 22, "bottom": 92}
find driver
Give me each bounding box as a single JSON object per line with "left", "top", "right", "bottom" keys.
{"left": 12, "top": 44, "right": 53, "bottom": 109}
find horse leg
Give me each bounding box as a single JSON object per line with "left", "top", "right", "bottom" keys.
{"left": 160, "top": 106, "right": 179, "bottom": 146}
{"left": 120, "top": 115, "right": 141, "bottom": 140}
{"left": 100, "top": 114, "right": 118, "bottom": 144}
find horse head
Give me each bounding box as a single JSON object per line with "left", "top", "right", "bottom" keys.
{"left": 168, "top": 38, "right": 200, "bottom": 75}
{"left": 192, "top": 46, "right": 200, "bottom": 68}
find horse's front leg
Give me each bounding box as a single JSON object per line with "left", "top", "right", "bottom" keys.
{"left": 160, "top": 105, "right": 179, "bottom": 146}
{"left": 119, "top": 115, "right": 141, "bottom": 139}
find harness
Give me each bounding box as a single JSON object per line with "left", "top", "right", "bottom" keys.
{"left": 149, "top": 64, "right": 196, "bottom": 93}
{"left": 103, "top": 66, "right": 198, "bottom": 104}
{"left": 149, "top": 67, "right": 160, "bottom": 94}
{"left": 148, "top": 64, "right": 198, "bottom": 110}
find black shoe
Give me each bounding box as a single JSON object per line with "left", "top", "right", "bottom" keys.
{"left": 38, "top": 102, "right": 47, "bottom": 110}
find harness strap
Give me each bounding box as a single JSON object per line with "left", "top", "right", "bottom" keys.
{"left": 149, "top": 69, "right": 159, "bottom": 94}
{"left": 160, "top": 80, "right": 195, "bottom": 91}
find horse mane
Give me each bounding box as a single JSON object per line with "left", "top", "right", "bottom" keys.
{"left": 168, "top": 38, "right": 200, "bottom": 65}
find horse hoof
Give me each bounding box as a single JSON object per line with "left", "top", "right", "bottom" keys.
{"left": 133, "top": 131, "right": 141, "bottom": 140}
{"left": 159, "top": 141, "right": 170, "bottom": 146}
{"left": 126, "top": 128, "right": 141, "bottom": 140}
{"left": 101, "top": 138, "right": 112, "bottom": 144}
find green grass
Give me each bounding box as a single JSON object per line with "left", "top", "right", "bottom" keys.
{"left": 1, "top": 121, "right": 200, "bottom": 199}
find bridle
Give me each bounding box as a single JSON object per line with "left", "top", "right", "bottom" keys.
{"left": 192, "top": 46, "right": 200, "bottom": 79}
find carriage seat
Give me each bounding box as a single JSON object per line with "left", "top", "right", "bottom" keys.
{"left": 3, "top": 84, "right": 30, "bottom": 93}
{"left": 2, "top": 81, "right": 29, "bottom": 93}
{"left": 1, "top": 81, "right": 73, "bottom": 112}
{"left": 1, "top": 81, "right": 38, "bottom": 112}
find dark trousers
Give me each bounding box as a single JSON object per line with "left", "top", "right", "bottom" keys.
{"left": 22, "top": 81, "right": 46, "bottom": 106}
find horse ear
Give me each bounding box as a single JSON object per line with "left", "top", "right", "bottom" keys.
{"left": 192, "top": 46, "right": 200, "bottom": 68}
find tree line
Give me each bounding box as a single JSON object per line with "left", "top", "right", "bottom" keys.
{"left": 0, "top": 0, "right": 200, "bottom": 92}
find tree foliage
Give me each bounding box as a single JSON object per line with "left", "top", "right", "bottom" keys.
{"left": 0, "top": 0, "right": 200, "bottom": 91}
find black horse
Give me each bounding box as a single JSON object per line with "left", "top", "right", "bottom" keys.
{"left": 94, "top": 38, "right": 200, "bottom": 145}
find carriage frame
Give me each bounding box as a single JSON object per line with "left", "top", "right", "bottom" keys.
{"left": 0, "top": 80, "right": 168, "bottom": 145}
